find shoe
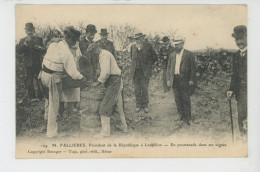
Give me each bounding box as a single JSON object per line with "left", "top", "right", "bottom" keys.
{"left": 184, "top": 118, "right": 190, "bottom": 125}
{"left": 135, "top": 108, "right": 141, "bottom": 112}
{"left": 94, "top": 115, "right": 110, "bottom": 139}
{"left": 144, "top": 108, "right": 149, "bottom": 113}
{"left": 116, "top": 124, "right": 128, "bottom": 133}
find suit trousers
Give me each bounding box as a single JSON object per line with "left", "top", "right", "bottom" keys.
{"left": 25, "top": 66, "right": 43, "bottom": 99}
{"left": 162, "top": 68, "right": 170, "bottom": 93}
{"left": 236, "top": 89, "right": 247, "bottom": 134}
{"left": 133, "top": 69, "right": 150, "bottom": 108}
{"left": 172, "top": 75, "right": 191, "bottom": 119}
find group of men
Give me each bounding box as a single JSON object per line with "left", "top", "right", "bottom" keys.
{"left": 16, "top": 22, "right": 247, "bottom": 138}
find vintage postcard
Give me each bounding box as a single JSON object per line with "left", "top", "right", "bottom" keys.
{"left": 15, "top": 4, "right": 247, "bottom": 158}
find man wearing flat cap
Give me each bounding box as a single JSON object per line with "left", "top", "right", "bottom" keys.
{"left": 16, "top": 22, "right": 46, "bottom": 101}
{"left": 227, "top": 25, "right": 247, "bottom": 136}
{"left": 130, "top": 33, "right": 158, "bottom": 113}
{"left": 96, "top": 29, "right": 117, "bottom": 58}
{"left": 166, "top": 36, "right": 196, "bottom": 125}
{"left": 159, "top": 36, "right": 174, "bottom": 94}
{"left": 39, "top": 26, "right": 87, "bottom": 138}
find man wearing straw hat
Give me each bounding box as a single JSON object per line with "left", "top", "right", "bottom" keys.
{"left": 166, "top": 36, "right": 196, "bottom": 125}
{"left": 227, "top": 25, "right": 247, "bottom": 136}
{"left": 130, "top": 33, "right": 158, "bottom": 113}
{"left": 16, "top": 22, "right": 46, "bottom": 101}
{"left": 96, "top": 28, "right": 117, "bottom": 58}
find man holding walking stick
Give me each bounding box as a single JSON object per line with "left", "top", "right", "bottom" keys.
{"left": 227, "top": 25, "right": 247, "bottom": 137}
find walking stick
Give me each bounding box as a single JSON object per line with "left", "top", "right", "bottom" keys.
{"left": 228, "top": 98, "right": 234, "bottom": 143}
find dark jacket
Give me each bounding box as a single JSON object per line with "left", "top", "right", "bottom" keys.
{"left": 166, "top": 49, "right": 196, "bottom": 88}
{"left": 96, "top": 39, "right": 117, "bottom": 58}
{"left": 229, "top": 50, "right": 247, "bottom": 100}
{"left": 16, "top": 36, "right": 45, "bottom": 67}
{"left": 79, "top": 37, "right": 93, "bottom": 57}
{"left": 159, "top": 45, "right": 174, "bottom": 69}
{"left": 130, "top": 42, "right": 158, "bottom": 78}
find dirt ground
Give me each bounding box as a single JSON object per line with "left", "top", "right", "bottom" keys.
{"left": 16, "top": 71, "right": 247, "bottom": 145}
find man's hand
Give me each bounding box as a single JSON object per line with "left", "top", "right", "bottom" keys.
{"left": 227, "top": 91, "right": 233, "bottom": 99}
{"left": 167, "top": 80, "right": 171, "bottom": 87}
{"left": 189, "top": 81, "right": 194, "bottom": 86}
{"left": 81, "top": 76, "right": 87, "bottom": 83}
{"left": 92, "top": 81, "right": 102, "bottom": 87}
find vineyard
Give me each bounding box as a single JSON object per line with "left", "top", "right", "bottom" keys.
{"left": 16, "top": 25, "right": 245, "bottom": 143}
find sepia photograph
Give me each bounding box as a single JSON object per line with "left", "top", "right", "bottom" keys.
{"left": 15, "top": 4, "right": 248, "bottom": 158}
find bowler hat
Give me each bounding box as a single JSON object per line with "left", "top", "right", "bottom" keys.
{"left": 133, "top": 33, "right": 146, "bottom": 39}
{"left": 162, "top": 36, "right": 170, "bottom": 42}
{"left": 232, "top": 25, "right": 247, "bottom": 38}
{"left": 86, "top": 24, "right": 97, "bottom": 33}
{"left": 99, "top": 29, "right": 109, "bottom": 35}
{"left": 64, "top": 26, "right": 81, "bottom": 41}
{"left": 25, "top": 22, "right": 35, "bottom": 31}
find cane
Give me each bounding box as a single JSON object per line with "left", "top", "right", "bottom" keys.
{"left": 228, "top": 98, "right": 234, "bottom": 143}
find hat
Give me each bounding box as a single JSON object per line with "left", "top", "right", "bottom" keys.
{"left": 232, "top": 25, "right": 247, "bottom": 39}
{"left": 99, "top": 29, "right": 109, "bottom": 35}
{"left": 162, "top": 36, "right": 170, "bottom": 42}
{"left": 133, "top": 33, "right": 146, "bottom": 39}
{"left": 64, "top": 26, "right": 81, "bottom": 41}
{"left": 86, "top": 24, "right": 97, "bottom": 33}
{"left": 173, "top": 36, "right": 185, "bottom": 45}
{"left": 25, "top": 22, "right": 35, "bottom": 31}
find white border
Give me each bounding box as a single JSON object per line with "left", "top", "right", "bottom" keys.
{"left": 0, "top": 0, "right": 260, "bottom": 172}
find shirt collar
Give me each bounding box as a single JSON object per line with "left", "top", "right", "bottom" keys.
{"left": 177, "top": 48, "right": 184, "bottom": 55}
{"left": 240, "top": 46, "right": 247, "bottom": 53}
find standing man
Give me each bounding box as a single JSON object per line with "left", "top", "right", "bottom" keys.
{"left": 39, "top": 26, "right": 86, "bottom": 138}
{"left": 79, "top": 24, "right": 98, "bottom": 80}
{"left": 166, "top": 37, "right": 196, "bottom": 125}
{"left": 130, "top": 33, "right": 158, "bottom": 113}
{"left": 227, "top": 25, "right": 247, "bottom": 136}
{"left": 87, "top": 44, "right": 127, "bottom": 139}
{"left": 16, "top": 22, "right": 46, "bottom": 100}
{"left": 159, "top": 36, "right": 174, "bottom": 94}
{"left": 96, "top": 29, "right": 117, "bottom": 58}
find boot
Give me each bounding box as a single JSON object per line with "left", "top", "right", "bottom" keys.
{"left": 116, "top": 112, "right": 128, "bottom": 133}
{"left": 94, "top": 115, "right": 110, "bottom": 139}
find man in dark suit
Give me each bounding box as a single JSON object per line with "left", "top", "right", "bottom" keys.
{"left": 130, "top": 33, "right": 158, "bottom": 113}
{"left": 159, "top": 36, "right": 174, "bottom": 94}
{"left": 16, "top": 22, "right": 46, "bottom": 100}
{"left": 166, "top": 37, "right": 196, "bottom": 125}
{"left": 79, "top": 24, "right": 98, "bottom": 80}
{"left": 96, "top": 29, "right": 117, "bottom": 58}
{"left": 227, "top": 25, "right": 247, "bottom": 135}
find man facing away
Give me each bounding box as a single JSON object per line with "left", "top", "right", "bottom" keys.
{"left": 166, "top": 36, "right": 196, "bottom": 125}
{"left": 86, "top": 43, "right": 127, "bottom": 139}
{"left": 96, "top": 28, "right": 117, "bottom": 58}
{"left": 227, "top": 25, "right": 247, "bottom": 136}
{"left": 16, "top": 22, "right": 46, "bottom": 101}
{"left": 39, "top": 26, "right": 86, "bottom": 138}
{"left": 159, "top": 36, "right": 174, "bottom": 94}
{"left": 130, "top": 33, "right": 158, "bottom": 113}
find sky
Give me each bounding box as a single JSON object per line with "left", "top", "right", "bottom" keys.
{"left": 16, "top": 5, "right": 247, "bottom": 50}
